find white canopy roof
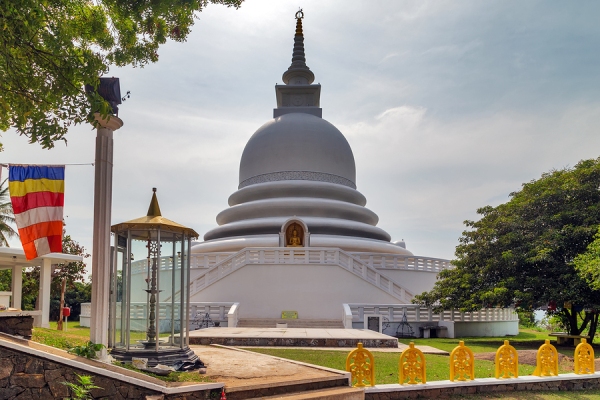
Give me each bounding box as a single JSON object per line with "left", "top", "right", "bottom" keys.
{"left": 0, "top": 247, "right": 83, "bottom": 269}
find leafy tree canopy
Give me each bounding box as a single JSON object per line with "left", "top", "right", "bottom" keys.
{"left": 0, "top": 178, "right": 17, "bottom": 246}
{"left": 414, "top": 157, "right": 600, "bottom": 338}
{"left": 574, "top": 227, "right": 600, "bottom": 291}
{"left": 0, "top": 0, "right": 242, "bottom": 150}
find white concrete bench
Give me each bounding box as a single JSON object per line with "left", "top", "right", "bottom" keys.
{"left": 549, "top": 332, "right": 590, "bottom": 346}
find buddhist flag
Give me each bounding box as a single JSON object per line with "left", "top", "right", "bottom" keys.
{"left": 9, "top": 165, "right": 64, "bottom": 260}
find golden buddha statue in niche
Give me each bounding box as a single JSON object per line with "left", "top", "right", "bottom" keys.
{"left": 286, "top": 223, "right": 304, "bottom": 247}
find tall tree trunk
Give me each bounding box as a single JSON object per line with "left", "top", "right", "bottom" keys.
{"left": 57, "top": 278, "right": 66, "bottom": 331}
{"left": 565, "top": 308, "right": 579, "bottom": 335}
{"left": 588, "top": 311, "right": 599, "bottom": 344}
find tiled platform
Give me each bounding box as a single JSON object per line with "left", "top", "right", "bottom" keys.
{"left": 189, "top": 327, "right": 399, "bottom": 348}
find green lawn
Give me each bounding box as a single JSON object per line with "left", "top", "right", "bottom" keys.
{"left": 32, "top": 322, "right": 91, "bottom": 350}
{"left": 30, "top": 325, "right": 598, "bottom": 393}
{"left": 248, "top": 348, "right": 535, "bottom": 384}
{"left": 247, "top": 329, "right": 592, "bottom": 385}
{"left": 399, "top": 329, "right": 590, "bottom": 357}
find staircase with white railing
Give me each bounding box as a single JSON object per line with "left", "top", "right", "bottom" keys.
{"left": 167, "top": 247, "right": 415, "bottom": 303}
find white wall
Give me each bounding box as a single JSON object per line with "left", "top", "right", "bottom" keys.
{"left": 191, "top": 263, "right": 400, "bottom": 319}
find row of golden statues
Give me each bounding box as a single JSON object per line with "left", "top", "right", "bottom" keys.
{"left": 346, "top": 339, "right": 595, "bottom": 387}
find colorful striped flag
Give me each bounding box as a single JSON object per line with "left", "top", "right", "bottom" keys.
{"left": 8, "top": 165, "right": 64, "bottom": 260}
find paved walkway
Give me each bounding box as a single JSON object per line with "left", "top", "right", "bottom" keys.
{"left": 237, "top": 342, "right": 447, "bottom": 355}
{"left": 189, "top": 327, "right": 448, "bottom": 354}
{"left": 189, "top": 327, "right": 394, "bottom": 339}
{"left": 191, "top": 345, "right": 347, "bottom": 390}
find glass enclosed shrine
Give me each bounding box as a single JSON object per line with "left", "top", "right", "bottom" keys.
{"left": 109, "top": 188, "right": 199, "bottom": 366}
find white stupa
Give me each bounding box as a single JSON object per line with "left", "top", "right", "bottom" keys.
{"left": 186, "top": 12, "right": 451, "bottom": 324}
{"left": 78, "top": 12, "right": 518, "bottom": 337}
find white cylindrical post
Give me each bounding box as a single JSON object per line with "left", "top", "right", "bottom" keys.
{"left": 38, "top": 258, "right": 52, "bottom": 328}
{"left": 11, "top": 264, "right": 22, "bottom": 310}
{"left": 90, "top": 113, "right": 123, "bottom": 351}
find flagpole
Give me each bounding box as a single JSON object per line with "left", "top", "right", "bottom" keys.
{"left": 90, "top": 112, "right": 123, "bottom": 358}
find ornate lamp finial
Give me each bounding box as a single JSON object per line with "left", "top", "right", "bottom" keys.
{"left": 295, "top": 9, "right": 304, "bottom": 36}
{"left": 282, "top": 9, "right": 315, "bottom": 85}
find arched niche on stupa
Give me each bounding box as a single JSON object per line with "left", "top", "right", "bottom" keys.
{"left": 279, "top": 218, "right": 310, "bottom": 248}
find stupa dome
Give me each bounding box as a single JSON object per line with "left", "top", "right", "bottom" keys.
{"left": 239, "top": 113, "right": 356, "bottom": 189}
{"left": 193, "top": 10, "right": 413, "bottom": 256}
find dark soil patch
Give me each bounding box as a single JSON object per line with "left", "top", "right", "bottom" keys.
{"left": 474, "top": 350, "right": 576, "bottom": 371}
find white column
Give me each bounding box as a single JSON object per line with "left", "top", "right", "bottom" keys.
{"left": 11, "top": 265, "right": 22, "bottom": 310}
{"left": 36, "top": 258, "right": 52, "bottom": 328}
{"left": 90, "top": 114, "right": 123, "bottom": 349}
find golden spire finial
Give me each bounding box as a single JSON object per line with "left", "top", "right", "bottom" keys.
{"left": 295, "top": 9, "right": 304, "bottom": 36}
{"left": 147, "top": 187, "right": 162, "bottom": 217}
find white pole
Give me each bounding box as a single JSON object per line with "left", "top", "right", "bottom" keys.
{"left": 90, "top": 113, "right": 123, "bottom": 358}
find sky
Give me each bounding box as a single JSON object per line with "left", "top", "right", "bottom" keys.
{"left": 3, "top": 0, "right": 600, "bottom": 264}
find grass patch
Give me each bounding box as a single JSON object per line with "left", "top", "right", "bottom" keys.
{"left": 399, "top": 329, "right": 552, "bottom": 352}
{"left": 450, "top": 391, "right": 600, "bottom": 399}
{"left": 247, "top": 348, "right": 537, "bottom": 384}
{"left": 32, "top": 323, "right": 90, "bottom": 350}
{"left": 399, "top": 329, "right": 582, "bottom": 357}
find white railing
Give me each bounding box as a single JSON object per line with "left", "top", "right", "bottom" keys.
{"left": 130, "top": 253, "right": 234, "bottom": 275}
{"left": 227, "top": 303, "right": 240, "bottom": 328}
{"left": 347, "top": 303, "right": 518, "bottom": 323}
{"left": 80, "top": 301, "right": 236, "bottom": 328}
{"left": 352, "top": 253, "right": 451, "bottom": 272}
{"left": 184, "top": 248, "right": 415, "bottom": 303}
{"left": 128, "top": 251, "right": 451, "bottom": 274}
{"left": 184, "top": 251, "right": 450, "bottom": 272}
{"left": 80, "top": 302, "right": 91, "bottom": 318}
{"left": 342, "top": 303, "right": 353, "bottom": 329}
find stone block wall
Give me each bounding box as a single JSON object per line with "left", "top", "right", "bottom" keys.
{"left": 0, "top": 316, "right": 33, "bottom": 339}
{"left": 0, "top": 346, "right": 220, "bottom": 399}
{"left": 365, "top": 378, "right": 600, "bottom": 399}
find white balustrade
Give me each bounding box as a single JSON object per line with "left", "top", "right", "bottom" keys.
{"left": 227, "top": 303, "right": 240, "bottom": 328}
{"left": 352, "top": 253, "right": 451, "bottom": 272}
{"left": 80, "top": 301, "right": 235, "bottom": 328}
{"left": 347, "top": 303, "right": 518, "bottom": 324}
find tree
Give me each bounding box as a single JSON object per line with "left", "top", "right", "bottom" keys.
{"left": 0, "top": 0, "right": 242, "bottom": 150}
{"left": 414, "top": 157, "right": 600, "bottom": 340}
{"left": 574, "top": 227, "right": 600, "bottom": 290}
{"left": 55, "top": 232, "right": 90, "bottom": 329}
{"left": 0, "top": 179, "right": 17, "bottom": 245}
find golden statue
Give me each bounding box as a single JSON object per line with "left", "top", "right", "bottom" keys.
{"left": 288, "top": 228, "right": 302, "bottom": 246}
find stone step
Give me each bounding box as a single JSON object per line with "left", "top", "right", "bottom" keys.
{"left": 237, "top": 319, "right": 344, "bottom": 329}
{"left": 247, "top": 386, "right": 364, "bottom": 400}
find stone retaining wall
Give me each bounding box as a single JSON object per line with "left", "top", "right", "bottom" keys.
{"left": 0, "top": 316, "right": 33, "bottom": 338}
{"left": 189, "top": 337, "right": 398, "bottom": 348}
{"left": 365, "top": 375, "right": 600, "bottom": 399}
{"left": 0, "top": 343, "right": 222, "bottom": 399}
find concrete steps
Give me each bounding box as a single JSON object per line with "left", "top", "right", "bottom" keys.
{"left": 237, "top": 318, "right": 345, "bottom": 329}
{"left": 247, "top": 386, "right": 364, "bottom": 399}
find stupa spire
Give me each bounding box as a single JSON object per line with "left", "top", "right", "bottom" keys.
{"left": 282, "top": 9, "right": 315, "bottom": 85}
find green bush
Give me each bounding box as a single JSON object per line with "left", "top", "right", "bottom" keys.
{"left": 68, "top": 341, "right": 105, "bottom": 359}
